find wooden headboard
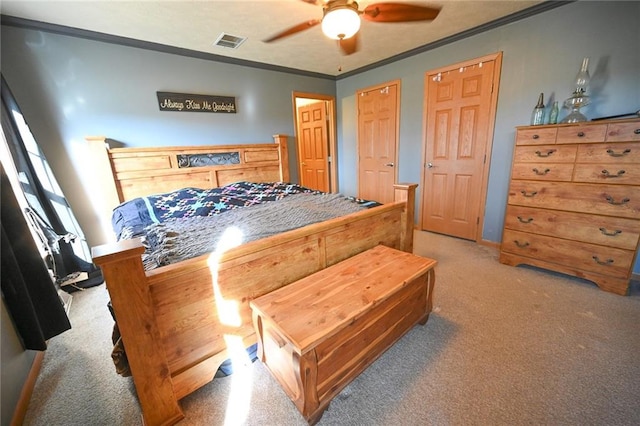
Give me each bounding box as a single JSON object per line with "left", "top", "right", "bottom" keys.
{"left": 87, "top": 134, "right": 290, "bottom": 210}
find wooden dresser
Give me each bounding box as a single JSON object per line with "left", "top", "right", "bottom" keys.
{"left": 499, "top": 118, "right": 640, "bottom": 295}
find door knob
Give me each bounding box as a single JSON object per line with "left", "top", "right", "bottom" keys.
{"left": 427, "top": 162, "right": 434, "bottom": 168}
{"left": 385, "top": 162, "right": 395, "bottom": 167}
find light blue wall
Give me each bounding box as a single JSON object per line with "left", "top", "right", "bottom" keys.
{"left": 1, "top": 1, "right": 638, "bottom": 269}
{"left": 1, "top": 297, "right": 37, "bottom": 426}
{"left": 1, "top": 27, "right": 336, "bottom": 246}
{"left": 1, "top": 2, "right": 637, "bottom": 421}
{"left": 336, "top": 0, "right": 640, "bottom": 273}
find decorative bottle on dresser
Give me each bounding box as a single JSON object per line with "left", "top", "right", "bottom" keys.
{"left": 531, "top": 93, "right": 545, "bottom": 125}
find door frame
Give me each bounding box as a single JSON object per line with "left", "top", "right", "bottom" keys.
{"left": 292, "top": 91, "right": 338, "bottom": 193}
{"left": 419, "top": 52, "right": 503, "bottom": 242}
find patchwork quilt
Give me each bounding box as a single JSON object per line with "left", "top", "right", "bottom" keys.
{"left": 112, "top": 181, "right": 319, "bottom": 240}
{"left": 141, "top": 191, "right": 372, "bottom": 270}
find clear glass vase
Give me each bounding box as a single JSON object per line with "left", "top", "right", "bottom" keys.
{"left": 561, "top": 57, "right": 591, "bottom": 123}
{"left": 561, "top": 90, "right": 590, "bottom": 123}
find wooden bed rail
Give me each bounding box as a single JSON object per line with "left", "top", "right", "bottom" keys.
{"left": 92, "top": 184, "right": 416, "bottom": 426}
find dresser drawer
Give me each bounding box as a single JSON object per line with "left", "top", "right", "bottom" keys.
{"left": 573, "top": 163, "right": 640, "bottom": 185}
{"left": 501, "top": 229, "right": 635, "bottom": 278}
{"left": 516, "top": 127, "right": 557, "bottom": 146}
{"left": 504, "top": 205, "right": 640, "bottom": 250}
{"left": 507, "top": 180, "right": 640, "bottom": 218}
{"left": 576, "top": 142, "right": 640, "bottom": 163}
{"left": 557, "top": 124, "right": 608, "bottom": 144}
{"left": 606, "top": 121, "right": 640, "bottom": 142}
{"left": 511, "top": 163, "right": 573, "bottom": 181}
{"left": 514, "top": 144, "right": 577, "bottom": 163}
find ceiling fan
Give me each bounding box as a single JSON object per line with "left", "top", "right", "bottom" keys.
{"left": 263, "top": 0, "right": 441, "bottom": 55}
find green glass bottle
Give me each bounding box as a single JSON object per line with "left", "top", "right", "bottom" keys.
{"left": 531, "top": 93, "right": 545, "bottom": 126}
{"left": 548, "top": 101, "right": 559, "bottom": 124}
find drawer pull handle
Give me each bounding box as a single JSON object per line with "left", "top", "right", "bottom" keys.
{"left": 520, "top": 190, "right": 538, "bottom": 198}
{"left": 599, "top": 227, "right": 622, "bottom": 237}
{"left": 577, "top": 131, "right": 585, "bottom": 137}
{"left": 606, "top": 148, "right": 631, "bottom": 157}
{"left": 535, "top": 149, "right": 556, "bottom": 158}
{"left": 514, "top": 240, "right": 529, "bottom": 248}
{"left": 592, "top": 256, "right": 614, "bottom": 266}
{"left": 635, "top": 129, "right": 640, "bottom": 135}
{"left": 601, "top": 169, "right": 626, "bottom": 178}
{"left": 605, "top": 195, "right": 630, "bottom": 205}
{"left": 532, "top": 168, "right": 550, "bottom": 176}
{"left": 532, "top": 134, "right": 540, "bottom": 139}
{"left": 517, "top": 216, "right": 533, "bottom": 224}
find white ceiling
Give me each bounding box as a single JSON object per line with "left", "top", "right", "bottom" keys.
{"left": 1, "top": 0, "right": 550, "bottom": 77}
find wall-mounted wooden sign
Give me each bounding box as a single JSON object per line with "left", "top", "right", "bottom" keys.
{"left": 157, "top": 91, "right": 236, "bottom": 113}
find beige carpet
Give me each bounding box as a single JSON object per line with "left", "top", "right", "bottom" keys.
{"left": 23, "top": 231, "right": 640, "bottom": 425}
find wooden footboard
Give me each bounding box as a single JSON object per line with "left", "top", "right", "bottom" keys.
{"left": 92, "top": 184, "right": 416, "bottom": 426}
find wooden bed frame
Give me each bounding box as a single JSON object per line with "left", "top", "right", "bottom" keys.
{"left": 87, "top": 135, "right": 417, "bottom": 426}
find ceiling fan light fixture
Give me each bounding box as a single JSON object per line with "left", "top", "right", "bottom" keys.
{"left": 321, "top": 3, "right": 361, "bottom": 40}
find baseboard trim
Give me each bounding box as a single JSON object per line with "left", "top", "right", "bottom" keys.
{"left": 479, "top": 239, "right": 500, "bottom": 251}
{"left": 11, "top": 350, "right": 44, "bottom": 426}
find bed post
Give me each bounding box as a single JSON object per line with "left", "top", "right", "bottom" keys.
{"left": 86, "top": 136, "right": 122, "bottom": 212}
{"left": 92, "top": 239, "right": 184, "bottom": 426}
{"left": 394, "top": 183, "right": 417, "bottom": 253}
{"left": 272, "top": 134, "right": 290, "bottom": 182}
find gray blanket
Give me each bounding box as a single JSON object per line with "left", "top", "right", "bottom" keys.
{"left": 141, "top": 192, "right": 367, "bottom": 270}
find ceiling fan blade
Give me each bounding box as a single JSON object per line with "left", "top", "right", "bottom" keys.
{"left": 362, "top": 3, "right": 441, "bottom": 22}
{"left": 339, "top": 33, "right": 359, "bottom": 55}
{"left": 263, "top": 19, "right": 322, "bottom": 42}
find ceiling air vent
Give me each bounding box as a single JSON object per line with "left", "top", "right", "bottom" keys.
{"left": 213, "top": 33, "right": 247, "bottom": 49}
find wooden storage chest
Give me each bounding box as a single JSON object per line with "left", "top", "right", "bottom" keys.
{"left": 250, "top": 245, "right": 437, "bottom": 424}
{"left": 500, "top": 118, "right": 640, "bottom": 295}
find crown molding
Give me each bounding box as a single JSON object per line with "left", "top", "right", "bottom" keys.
{"left": 2, "top": 1, "right": 574, "bottom": 81}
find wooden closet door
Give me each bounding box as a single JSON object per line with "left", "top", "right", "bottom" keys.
{"left": 421, "top": 56, "right": 499, "bottom": 240}
{"left": 357, "top": 82, "right": 399, "bottom": 204}
{"left": 297, "top": 101, "right": 329, "bottom": 192}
